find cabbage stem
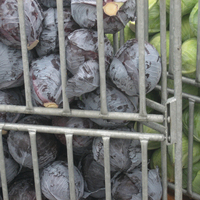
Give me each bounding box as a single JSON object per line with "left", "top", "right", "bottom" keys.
{"left": 27, "top": 40, "right": 39, "bottom": 50}
{"left": 103, "top": 2, "right": 124, "bottom": 16}
{"left": 43, "top": 102, "right": 58, "bottom": 108}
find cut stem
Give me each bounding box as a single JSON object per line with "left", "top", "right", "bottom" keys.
{"left": 43, "top": 102, "right": 58, "bottom": 108}
{"left": 103, "top": 2, "right": 124, "bottom": 16}
{"left": 27, "top": 40, "right": 39, "bottom": 50}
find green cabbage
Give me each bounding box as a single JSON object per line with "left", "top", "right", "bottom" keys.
{"left": 183, "top": 161, "right": 200, "bottom": 195}
{"left": 149, "top": 31, "right": 170, "bottom": 64}
{"left": 168, "top": 133, "right": 200, "bottom": 168}
{"left": 181, "top": 38, "right": 197, "bottom": 79}
{"left": 159, "top": 0, "right": 198, "bottom": 16}
{"left": 167, "top": 79, "right": 199, "bottom": 110}
{"left": 182, "top": 14, "right": 196, "bottom": 42}
{"left": 189, "top": 2, "right": 199, "bottom": 37}
{"left": 148, "top": 0, "right": 169, "bottom": 34}
{"left": 150, "top": 148, "right": 175, "bottom": 183}
{"left": 183, "top": 103, "right": 200, "bottom": 142}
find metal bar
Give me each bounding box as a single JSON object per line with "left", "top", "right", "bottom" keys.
{"left": 0, "top": 129, "right": 9, "bottom": 200}
{"left": 144, "top": 0, "right": 149, "bottom": 42}
{"left": 65, "top": 134, "right": 76, "bottom": 200}
{"left": 168, "top": 182, "right": 200, "bottom": 200}
{"left": 155, "top": 85, "right": 200, "bottom": 103}
{"left": 187, "top": 99, "right": 195, "bottom": 196}
{"left": 173, "top": 0, "right": 182, "bottom": 199}
{"left": 168, "top": 73, "right": 200, "bottom": 87}
{"left": 168, "top": 0, "right": 175, "bottom": 75}
{"left": 146, "top": 98, "right": 166, "bottom": 113}
{"left": 141, "top": 140, "right": 148, "bottom": 200}
{"left": 137, "top": 0, "right": 147, "bottom": 117}
{"left": 161, "top": 141, "right": 168, "bottom": 200}
{"left": 17, "top": 0, "right": 33, "bottom": 110}
{"left": 96, "top": 0, "right": 108, "bottom": 115}
{"left": 0, "top": 106, "right": 164, "bottom": 122}
{"left": 196, "top": 0, "right": 200, "bottom": 82}
{"left": 103, "top": 137, "right": 111, "bottom": 200}
{"left": 119, "top": 29, "right": 124, "bottom": 47}
{"left": 159, "top": 0, "right": 168, "bottom": 105}
{"left": 56, "top": 0, "right": 70, "bottom": 113}
{"left": 29, "top": 130, "right": 42, "bottom": 200}
{"left": 0, "top": 123, "right": 165, "bottom": 141}
{"left": 113, "top": 33, "right": 119, "bottom": 54}
{"left": 140, "top": 121, "right": 166, "bottom": 134}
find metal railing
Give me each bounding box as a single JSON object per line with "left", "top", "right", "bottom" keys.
{"left": 0, "top": 0, "right": 187, "bottom": 200}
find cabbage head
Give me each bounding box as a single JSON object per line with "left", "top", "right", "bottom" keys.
{"left": 182, "top": 14, "right": 196, "bottom": 42}
{"left": 149, "top": 31, "right": 170, "bottom": 65}
{"left": 182, "top": 38, "right": 197, "bottom": 79}
{"left": 183, "top": 103, "right": 200, "bottom": 142}
{"left": 189, "top": 2, "right": 199, "bottom": 37}
{"left": 183, "top": 160, "right": 200, "bottom": 195}
{"left": 168, "top": 133, "right": 200, "bottom": 168}
{"left": 158, "top": 0, "right": 198, "bottom": 16}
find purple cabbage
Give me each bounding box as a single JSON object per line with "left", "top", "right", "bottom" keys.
{"left": 0, "top": 41, "right": 35, "bottom": 89}
{"left": 7, "top": 115, "right": 59, "bottom": 169}
{"left": 92, "top": 136, "right": 141, "bottom": 172}
{"left": 79, "top": 84, "right": 138, "bottom": 127}
{"left": 8, "top": 178, "right": 47, "bottom": 200}
{"left": 30, "top": 54, "right": 63, "bottom": 108}
{"left": 52, "top": 117, "right": 96, "bottom": 156}
{"left": 80, "top": 153, "right": 105, "bottom": 199}
{"left": 71, "top": 0, "right": 136, "bottom": 34}
{"left": 0, "top": 88, "right": 25, "bottom": 124}
{"left": 111, "top": 167, "right": 163, "bottom": 200}
{"left": 66, "top": 60, "right": 100, "bottom": 99}
{"left": 38, "top": 0, "right": 71, "bottom": 8}
{"left": 108, "top": 39, "right": 162, "bottom": 96}
{"left": 35, "top": 8, "right": 58, "bottom": 57}
{"left": 65, "top": 28, "right": 113, "bottom": 75}
{"left": 0, "top": 138, "right": 20, "bottom": 187}
{"left": 0, "top": 0, "right": 44, "bottom": 49}
{"left": 40, "top": 160, "right": 84, "bottom": 200}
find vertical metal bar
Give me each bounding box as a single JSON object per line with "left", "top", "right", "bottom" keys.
{"left": 140, "top": 140, "right": 148, "bottom": 200}
{"left": 113, "top": 32, "right": 119, "bottom": 54}
{"left": 173, "top": 0, "right": 182, "bottom": 199}
{"left": 159, "top": 0, "right": 168, "bottom": 104}
{"left": 103, "top": 137, "right": 111, "bottom": 200}
{"left": 0, "top": 129, "right": 9, "bottom": 200}
{"left": 56, "top": 0, "right": 70, "bottom": 113}
{"left": 187, "top": 99, "right": 195, "bottom": 196}
{"left": 17, "top": 0, "right": 33, "bottom": 110}
{"left": 144, "top": 0, "right": 149, "bottom": 42}
{"left": 29, "top": 130, "right": 42, "bottom": 200}
{"left": 119, "top": 29, "right": 124, "bottom": 47}
{"left": 168, "top": 0, "right": 175, "bottom": 75}
{"left": 196, "top": 1, "right": 200, "bottom": 82}
{"left": 96, "top": 0, "right": 108, "bottom": 115}
{"left": 65, "top": 134, "right": 76, "bottom": 200}
{"left": 161, "top": 141, "right": 168, "bottom": 200}
{"left": 137, "top": 0, "right": 147, "bottom": 117}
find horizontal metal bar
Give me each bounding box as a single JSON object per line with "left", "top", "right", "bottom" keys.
{"left": 168, "top": 74, "right": 200, "bottom": 87}
{"left": 140, "top": 121, "right": 166, "bottom": 134}
{"left": 155, "top": 85, "right": 200, "bottom": 103}
{"left": 168, "top": 182, "right": 200, "bottom": 200}
{"left": 0, "top": 123, "right": 165, "bottom": 141}
{"left": 0, "top": 105, "right": 164, "bottom": 123}
{"left": 146, "top": 98, "right": 166, "bottom": 113}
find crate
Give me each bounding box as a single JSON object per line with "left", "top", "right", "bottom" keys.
{"left": 0, "top": 0, "right": 199, "bottom": 199}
